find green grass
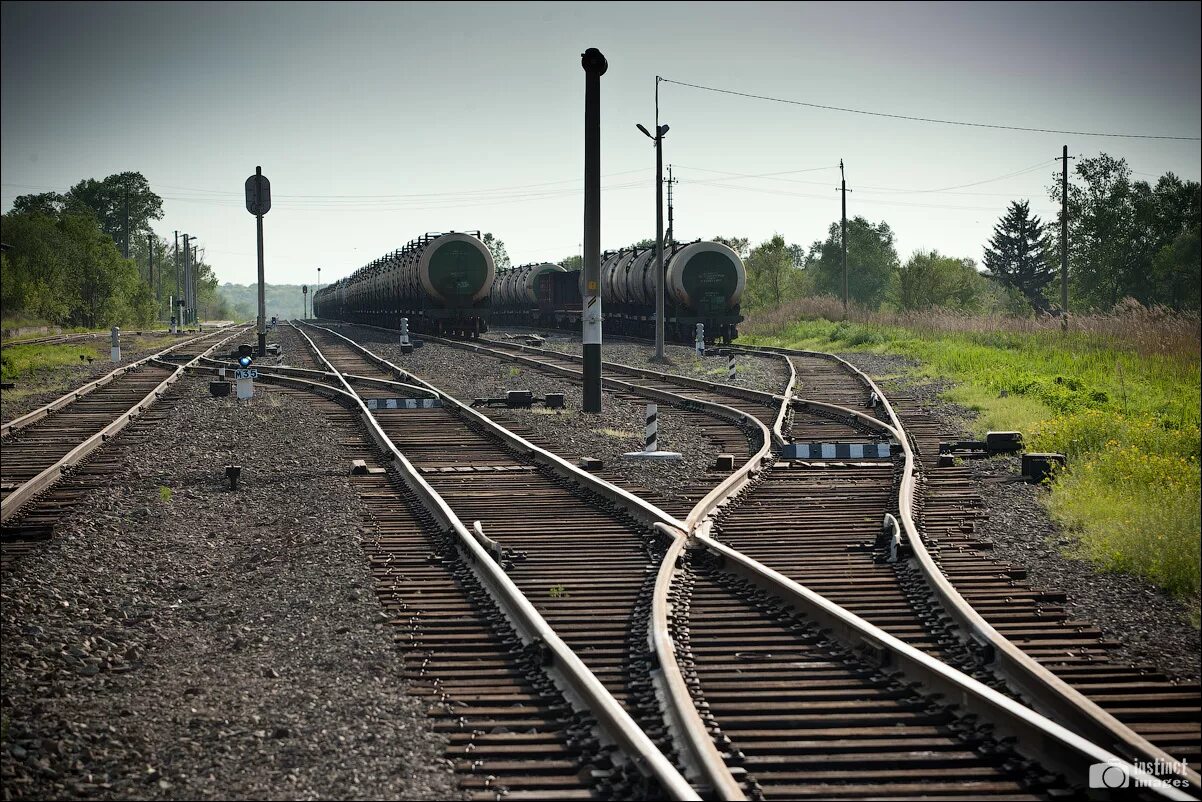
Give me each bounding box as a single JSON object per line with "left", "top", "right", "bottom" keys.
{"left": 1, "top": 342, "right": 107, "bottom": 383}
{"left": 743, "top": 318, "right": 1201, "bottom": 601}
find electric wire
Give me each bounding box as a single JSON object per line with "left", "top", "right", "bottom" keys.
{"left": 659, "top": 76, "right": 1202, "bottom": 141}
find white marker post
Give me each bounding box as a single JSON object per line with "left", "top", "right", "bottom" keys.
{"left": 727, "top": 352, "right": 736, "bottom": 381}
{"left": 399, "top": 317, "right": 413, "bottom": 353}
{"left": 623, "top": 403, "right": 681, "bottom": 461}
{"left": 110, "top": 326, "right": 121, "bottom": 362}
{"left": 695, "top": 323, "right": 704, "bottom": 356}
{"left": 235, "top": 367, "right": 257, "bottom": 400}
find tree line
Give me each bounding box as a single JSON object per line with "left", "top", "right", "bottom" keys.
{"left": 555, "top": 153, "right": 1199, "bottom": 317}
{"left": 1, "top": 172, "right": 232, "bottom": 328}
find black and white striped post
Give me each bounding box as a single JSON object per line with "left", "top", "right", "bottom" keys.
{"left": 623, "top": 402, "right": 681, "bottom": 460}
{"left": 695, "top": 323, "right": 704, "bottom": 356}
{"left": 727, "top": 352, "right": 736, "bottom": 381}
{"left": 644, "top": 403, "right": 658, "bottom": 452}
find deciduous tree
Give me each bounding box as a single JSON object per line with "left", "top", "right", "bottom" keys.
{"left": 1049, "top": 154, "right": 1201, "bottom": 310}
{"left": 805, "top": 217, "right": 898, "bottom": 310}
{"left": 892, "top": 250, "right": 987, "bottom": 311}
{"left": 64, "top": 172, "right": 163, "bottom": 255}
{"left": 481, "top": 232, "right": 511, "bottom": 271}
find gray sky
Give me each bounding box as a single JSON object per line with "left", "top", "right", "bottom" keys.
{"left": 3, "top": 1, "right": 1199, "bottom": 286}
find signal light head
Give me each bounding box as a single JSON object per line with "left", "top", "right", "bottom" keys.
{"left": 239, "top": 356, "right": 253, "bottom": 368}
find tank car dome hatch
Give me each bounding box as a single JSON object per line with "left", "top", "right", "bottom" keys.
{"left": 417, "top": 232, "right": 496, "bottom": 306}
{"left": 666, "top": 240, "right": 746, "bottom": 311}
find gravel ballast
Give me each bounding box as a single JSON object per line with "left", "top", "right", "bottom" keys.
{"left": 1, "top": 376, "right": 458, "bottom": 800}
{"left": 837, "top": 350, "right": 1201, "bottom": 683}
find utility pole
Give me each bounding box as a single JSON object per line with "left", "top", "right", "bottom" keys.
{"left": 837, "top": 159, "right": 852, "bottom": 320}
{"left": 1059, "top": 145, "right": 1073, "bottom": 330}
{"left": 182, "top": 234, "right": 192, "bottom": 326}
{"left": 148, "top": 234, "right": 157, "bottom": 316}
{"left": 173, "top": 231, "right": 180, "bottom": 331}
{"left": 192, "top": 244, "right": 200, "bottom": 324}
{"left": 123, "top": 188, "right": 130, "bottom": 259}
{"left": 581, "top": 47, "right": 608, "bottom": 414}
{"left": 638, "top": 77, "right": 670, "bottom": 362}
{"left": 666, "top": 164, "right": 678, "bottom": 248}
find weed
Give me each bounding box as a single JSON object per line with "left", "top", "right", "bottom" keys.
{"left": 159, "top": 486, "right": 173, "bottom": 503}
{"left": 594, "top": 428, "right": 633, "bottom": 439}
{"left": 508, "top": 366, "right": 521, "bottom": 377}
{"left": 548, "top": 584, "right": 568, "bottom": 598}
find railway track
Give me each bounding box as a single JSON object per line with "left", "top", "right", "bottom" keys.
{"left": 285, "top": 322, "right": 698, "bottom": 799}
{"left": 0, "top": 331, "right": 111, "bottom": 350}
{"left": 319, "top": 322, "right": 1200, "bottom": 791}
{"left": 12, "top": 317, "right": 1179, "bottom": 797}
{"left": 0, "top": 325, "right": 248, "bottom": 552}
{"left": 469, "top": 328, "right": 1201, "bottom": 786}
{"left": 732, "top": 344, "right": 1202, "bottom": 785}
{"left": 285, "top": 322, "right": 1189, "bottom": 799}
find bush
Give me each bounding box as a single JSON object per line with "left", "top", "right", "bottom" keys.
{"left": 1047, "top": 442, "right": 1200, "bottom": 595}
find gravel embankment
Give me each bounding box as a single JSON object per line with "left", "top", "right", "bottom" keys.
{"left": 340, "top": 325, "right": 737, "bottom": 507}
{"left": 1, "top": 376, "right": 458, "bottom": 800}
{"left": 1, "top": 333, "right": 199, "bottom": 424}
{"left": 489, "top": 325, "right": 790, "bottom": 394}
{"left": 837, "top": 350, "right": 1201, "bottom": 682}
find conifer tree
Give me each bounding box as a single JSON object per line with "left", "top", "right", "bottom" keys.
{"left": 983, "top": 200, "right": 1055, "bottom": 313}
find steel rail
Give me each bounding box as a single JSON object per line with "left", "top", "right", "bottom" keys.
{"left": 733, "top": 342, "right": 1201, "bottom": 792}
{"left": 471, "top": 333, "right": 785, "bottom": 426}
{"left": 650, "top": 529, "right": 749, "bottom": 801}
{"left": 694, "top": 529, "right": 1193, "bottom": 801}
{"left": 1, "top": 326, "right": 250, "bottom": 524}
{"left": 290, "top": 322, "right": 700, "bottom": 800}
{"left": 3, "top": 329, "right": 227, "bottom": 437}
{"left": 331, "top": 323, "right": 787, "bottom": 438}
{"left": 1, "top": 331, "right": 101, "bottom": 349}
{"left": 298, "top": 322, "right": 690, "bottom": 532}
{"left": 198, "top": 356, "right": 441, "bottom": 399}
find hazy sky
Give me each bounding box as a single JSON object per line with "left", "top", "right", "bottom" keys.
{"left": 3, "top": 1, "right": 1199, "bottom": 287}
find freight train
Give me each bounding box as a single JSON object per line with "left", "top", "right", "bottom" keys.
{"left": 490, "top": 240, "right": 746, "bottom": 343}
{"left": 313, "top": 231, "right": 495, "bottom": 336}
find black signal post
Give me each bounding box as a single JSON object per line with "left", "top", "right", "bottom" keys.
{"left": 245, "top": 166, "right": 272, "bottom": 356}
{"left": 581, "top": 47, "right": 607, "bottom": 414}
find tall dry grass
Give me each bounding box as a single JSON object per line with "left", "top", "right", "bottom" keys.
{"left": 743, "top": 296, "right": 1201, "bottom": 363}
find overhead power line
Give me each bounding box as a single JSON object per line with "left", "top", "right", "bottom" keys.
{"left": 659, "top": 77, "right": 1201, "bottom": 141}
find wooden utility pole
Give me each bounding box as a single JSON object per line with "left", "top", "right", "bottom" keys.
{"left": 122, "top": 189, "right": 130, "bottom": 259}
{"left": 148, "top": 234, "right": 157, "bottom": 313}
{"left": 837, "top": 160, "right": 852, "bottom": 320}
{"left": 1059, "top": 145, "right": 1072, "bottom": 329}
{"left": 173, "top": 231, "right": 180, "bottom": 329}
{"left": 666, "top": 164, "right": 678, "bottom": 248}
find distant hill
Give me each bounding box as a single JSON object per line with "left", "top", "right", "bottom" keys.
{"left": 218, "top": 283, "right": 314, "bottom": 320}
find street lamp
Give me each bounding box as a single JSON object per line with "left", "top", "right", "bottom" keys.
{"left": 637, "top": 121, "right": 670, "bottom": 361}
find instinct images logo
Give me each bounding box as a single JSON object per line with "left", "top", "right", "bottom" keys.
{"left": 1089, "top": 758, "right": 1192, "bottom": 790}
